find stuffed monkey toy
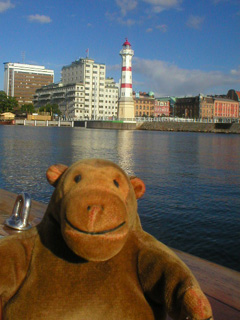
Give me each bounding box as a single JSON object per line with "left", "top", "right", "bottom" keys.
{"left": 0, "top": 159, "right": 213, "bottom": 320}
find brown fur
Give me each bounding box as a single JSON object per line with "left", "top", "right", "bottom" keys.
{"left": 0, "top": 159, "right": 213, "bottom": 319}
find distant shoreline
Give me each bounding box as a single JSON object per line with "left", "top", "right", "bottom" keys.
{"left": 6, "top": 119, "right": 240, "bottom": 134}
{"left": 136, "top": 121, "right": 240, "bottom": 134}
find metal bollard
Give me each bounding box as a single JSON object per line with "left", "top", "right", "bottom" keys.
{"left": 5, "top": 192, "right": 32, "bottom": 230}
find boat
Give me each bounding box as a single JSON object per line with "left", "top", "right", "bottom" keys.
{"left": 0, "top": 120, "right": 15, "bottom": 125}
{"left": 0, "top": 188, "right": 239, "bottom": 319}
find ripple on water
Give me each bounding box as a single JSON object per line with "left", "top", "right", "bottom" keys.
{"left": 0, "top": 127, "right": 240, "bottom": 271}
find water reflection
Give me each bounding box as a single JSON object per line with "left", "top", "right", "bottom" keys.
{"left": 117, "top": 130, "right": 135, "bottom": 176}
{"left": 70, "top": 128, "right": 120, "bottom": 164}
{"left": 0, "top": 126, "right": 240, "bottom": 271}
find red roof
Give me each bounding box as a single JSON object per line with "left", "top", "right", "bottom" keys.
{"left": 123, "top": 38, "right": 131, "bottom": 46}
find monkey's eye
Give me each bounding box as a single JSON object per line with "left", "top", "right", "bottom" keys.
{"left": 74, "top": 175, "right": 82, "bottom": 183}
{"left": 113, "top": 180, "right": 119, "bottom": 188}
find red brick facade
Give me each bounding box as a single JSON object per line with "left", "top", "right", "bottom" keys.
{"left": 214, "top": 98, "right": 239, "bottom": 120}
{"left": 154, "top": 100, "right": 170, "bottom": 117}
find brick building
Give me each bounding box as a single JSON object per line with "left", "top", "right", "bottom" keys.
{"left": 199, "top": 96, "right": 214, "bottom": 120}
{"left": 4, "top": 63, "right": 54, "bottom": 106}
{"left": 154, "top": 98, "right": 171, "bottom": 117}
{"left": 174, "top": 96, "right": 200, "bottom": 118}
{"left": 133, "top": 91, "right": 155, "bottom": 117}
{"left": 213, "top": 98, "right": 239, "bottom": 122}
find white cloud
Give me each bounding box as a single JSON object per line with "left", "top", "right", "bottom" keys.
{"left": 186, "top": 15, "right": 204, "bottom": 30}
{"left": 156, "top": 24, "right": 167, "bottom": 32}
{"left": 145, "top": 25, "right": 167, "bottom": 33}
{"left": 106, "top": 8, "right": 136, "bottom": 26}
{"left": 117, "top": 17, "right": 136, "bottom": 26}
{"left": 143, "top": 0, "right": 181, "bottom": 4}
{"left": 107, "top": 64, "right": 121, "bottom": 71}
{"left": 0, "top": 0, "right": 14, "bottom": 13}
{"left": 143, "top": 0, "right": 182, "bottom": 13}
{"left": 116, "top": 0, "right": 137, "bottom": 16}
{"left": 105, "top": 11, "right": 116, "bottom": 21}
{"left": 109, "top": 0, "right": 182, "bottom": 26}
{"left": 133, "top": 57, "right": 240, "bottom": 96}
{"left": 213, "top": 0, "right": 229, "bottom": 4}
{"left": 146, "top": 27, "right": 153, "bottom": 32}
{"left": 230, "top": 66, "right": 240, "bottom": 76}
{"left": 28, "top": 14, "right": 52, "bottom": 24}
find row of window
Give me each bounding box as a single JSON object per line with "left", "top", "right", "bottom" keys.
{"left": 86, "top": 64, "right": 105, "bottom": 69}
{"left": 135, "top": 101, "right": 154, "bottom": 104}
{"left": 135, "top": 106, "right": 155, "bottom": 110}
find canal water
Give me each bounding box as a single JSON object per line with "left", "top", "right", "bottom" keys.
{"left": 0, "top": 125, "right": 240, "bottom": 271}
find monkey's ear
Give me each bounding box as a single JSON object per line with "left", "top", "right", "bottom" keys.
{"left": 130, "top": 176, "right": 146, "bottom": 199}
{"left": 46, "top": 164, "right": 68, "bottom": 187}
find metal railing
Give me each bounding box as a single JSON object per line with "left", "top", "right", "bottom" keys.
{"left": 15, "top": 117, "right": 240, "bottom": 125}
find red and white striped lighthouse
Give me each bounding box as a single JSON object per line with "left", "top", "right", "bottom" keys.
{"left": 118, "top": 39, "right": 135, "bottom": 119}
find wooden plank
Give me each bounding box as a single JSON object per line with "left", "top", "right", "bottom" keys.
{"left": 0, "top": 188, "right": 240, "bottom": 318}
{"left": 174, "top": 249, "right": 240, "bottom": 311}
{"left": 167, "top": 296, "right": 240, "bottom": 320}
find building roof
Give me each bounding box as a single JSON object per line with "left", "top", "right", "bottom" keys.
{"left": 236, "top": 91, "right": 240, "bottom": 101}
{"left": 123, "top": 38, "right": 131, "bottom": 46}
{"left": 1, "top": 112, "right": 15, "bottom": 116}
{"left": 214, "top": 97, "right": 237, "bottom": 102}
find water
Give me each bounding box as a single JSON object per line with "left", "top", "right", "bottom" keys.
{"left": 0, "top": 125, "right": 240, "bottom": 271}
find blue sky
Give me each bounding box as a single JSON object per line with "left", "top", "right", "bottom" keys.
{"left": 0, "top": 0, "right": 239, "bottom": 97}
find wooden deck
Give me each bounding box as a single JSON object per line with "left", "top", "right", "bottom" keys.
{"left": 0, "top": 188, "right": 239, "bottom": 319}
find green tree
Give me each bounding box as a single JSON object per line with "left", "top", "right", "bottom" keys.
{"left": 39, "top": 103, "right": 62, "bottom": 116}
{"left": 21, "top": 103, "right": 35, "bottom": 114}
{"left": 0, "top": 91, "right": 18, "bottom": 113}
{"left": 0, "top": 91, "right": 7, "bottom": 113}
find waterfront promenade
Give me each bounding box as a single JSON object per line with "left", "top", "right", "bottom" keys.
{"left": 14, "top": 118, "right": 240, "bottom": 134}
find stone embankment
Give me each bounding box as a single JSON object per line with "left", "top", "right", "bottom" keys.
{"left": 137, "top": 122, "right": 240, "bottom": 134}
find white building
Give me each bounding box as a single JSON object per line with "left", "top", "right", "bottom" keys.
{"left": 62, "top": 58, "right": 107, "bottom": 119}
{"left": 103, "top": 78, "right": 119, "bottom": 118}
{"left": 34, "top": 58, "right": 119, "bottom": 119}
{"left": 33, "top": 83, "right": 86, "bottom": 119}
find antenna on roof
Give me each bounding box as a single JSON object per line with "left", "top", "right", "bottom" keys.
{"left": 86, "top": 48, "right": 89, "bottom": 58}
{"left": 21, "top": 51, "right": 25, "bottom": 64}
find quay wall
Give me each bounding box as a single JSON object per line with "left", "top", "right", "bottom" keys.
{"left": 74, "top": 120, "right": 136, "bottom": 130}
{"left": 15, "top": 119, "right": 73, "bottom": 127}
{"left": 137, "top": 122, "right": 240, "bottom": 134}
{"left": 14, "top": 119, "right": 240, "bottom": 133}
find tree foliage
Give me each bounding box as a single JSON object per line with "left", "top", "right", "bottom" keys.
{"left": 21, "top": 104, "right": 35, "bottom": 114}
{"left": 38, "top": 103, "right": 62, "bottom": 115}
{"left": 0, "top": 91, "right": 18, "bottom": 113}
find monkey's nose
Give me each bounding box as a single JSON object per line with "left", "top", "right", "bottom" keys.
{"left": 87, "top": 205, "right": 104, "bottom": 231}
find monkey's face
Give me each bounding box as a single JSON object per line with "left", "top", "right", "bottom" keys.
{"left": 47, "top": 159, "right": 145, "bottom": 261}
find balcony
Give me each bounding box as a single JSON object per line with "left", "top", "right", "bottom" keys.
{"left": 52, "top": 92, "right": 65, "bottom": 98}
{"left": 66, "top": 92, "right": 76, "bottom": 98}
